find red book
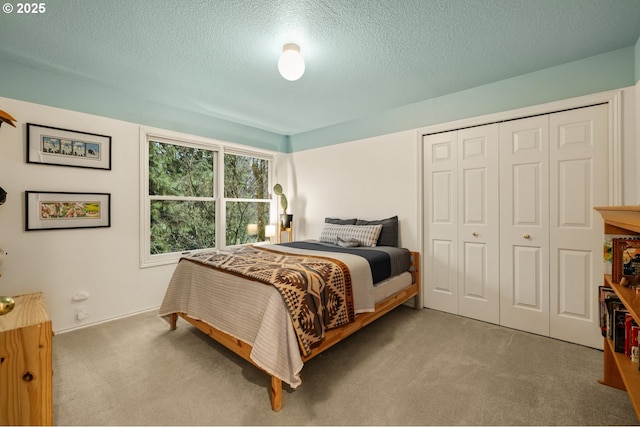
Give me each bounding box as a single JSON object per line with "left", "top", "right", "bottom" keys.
{"left": 626, "top": 313, "right": 634, "bottom": 357}
{"left": 632, "top": 325, "right": 640, "bottom": 363}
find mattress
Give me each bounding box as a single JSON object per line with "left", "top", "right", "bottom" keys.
{"left": 373, "top": 271, "right": 413, "bottom": 303}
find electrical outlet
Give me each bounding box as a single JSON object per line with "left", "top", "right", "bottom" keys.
{"left": 75, "top": 305, "right": 89, "bottom": 321}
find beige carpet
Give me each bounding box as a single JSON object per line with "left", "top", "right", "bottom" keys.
{"left": 52, "top": 306, "right": 639, "bottom": 425}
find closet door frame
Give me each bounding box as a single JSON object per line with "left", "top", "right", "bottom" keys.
{"left": 418, "top": 89, "right": 623, "bottom": 309}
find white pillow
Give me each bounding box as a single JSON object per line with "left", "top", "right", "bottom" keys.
{"left": 319, "top": 223, "right": 383, "bottom": 247}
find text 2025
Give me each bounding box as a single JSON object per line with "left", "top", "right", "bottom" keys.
{"left": 17, "top": 2, "right": 45, "bottom": 13}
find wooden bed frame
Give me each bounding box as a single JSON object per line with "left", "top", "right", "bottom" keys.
{"left": 168, "top": 251, "right": 420, "bottom": 411}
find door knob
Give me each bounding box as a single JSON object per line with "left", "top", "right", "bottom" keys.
{"left": 523, "top": 234, "right": 531, "bottom": 239}
{"left": 472, "top": 232, "right": 478, "bottom": 237}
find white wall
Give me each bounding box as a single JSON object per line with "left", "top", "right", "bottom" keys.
{"left": 622, "top": 86, "right": 637, "bottom": 204}
{"left": 0, "top": 85, "right": 636, "bottom": 332}
{"left": 290, "top": 87, "right": 639, "bottom": 254}
{"left": 0, "top": 98, "right": 179, "bottom": 331}
{"left": 607, "top": 85, "right": 637, "bottom": 204}
{"left": 0, "top": 96, "right": 287, "bottom": 333}
{"left": 0, "top": 97, "right": 177, "bottom": 332}
{"left": 290, "top": 129, "right": 420, "bottom": 251}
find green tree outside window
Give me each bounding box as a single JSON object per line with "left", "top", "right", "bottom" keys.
{"left": 147, "top": 140, "right": 272, "bottom": 256}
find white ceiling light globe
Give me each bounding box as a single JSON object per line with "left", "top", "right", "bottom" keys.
{"left": 278, "top": 43, "right": 305, "bottom": 81}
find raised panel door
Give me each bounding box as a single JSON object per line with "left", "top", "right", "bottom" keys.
{"left": 424, "top": 131, "right": 459, "bottom": 313}
{"left": 457, "top": 125, "right": 500, "bottom": 323}
{"left": 549, "top": 104, "right": 608, "bottom": 349}
{"left": 499, "top": 116, "right": 550, "bottom": 335}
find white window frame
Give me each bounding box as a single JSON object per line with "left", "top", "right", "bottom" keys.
{"left": 139, "top": 127, "right": 275, "bottom": 268}
{"left": 221, "top": 147, "right": 274, "bottom": 247}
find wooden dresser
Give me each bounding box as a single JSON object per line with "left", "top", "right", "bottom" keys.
{"left": 0, "top": 292, "right": 53, "bottom": 426}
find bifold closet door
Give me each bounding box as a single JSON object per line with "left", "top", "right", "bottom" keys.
{"left": 424, "top": 130, "right": 459, "bottom": 314}
{"left": 424, "top": 125, "right": 499, "bottom": 324}
{"left": 548, "top": 104, "right": 608, "bottom": 349}
{"left": 457, "top": 125, "right": 499, "bottom": 324}
{"left": 499, "top": 116, "right": 550, "bottom": 336}
{"left": 499, "top": 104, "right": 608, "bottom": 347}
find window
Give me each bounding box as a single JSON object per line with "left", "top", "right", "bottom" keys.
{"left": 224, "top": 151, "right": 271, "bottom": 246}
{"left": 140, "top": 129, "right": 273, "bottom": 267}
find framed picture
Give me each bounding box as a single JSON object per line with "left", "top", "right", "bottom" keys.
{"left": 612, "top": 237, "right": 640, "bottom": 284}
{"left": 25, "top": 191, "right": 111, "bottom": 231}
{"left": 26, "top": 123, "right": 112, "bottom": 170}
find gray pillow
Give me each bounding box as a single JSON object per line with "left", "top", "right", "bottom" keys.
{"left": 337, "top": 236, "right": 360, "bottom": 247}
{"left": 325, "top": 217, "right": 357, "bottom": 225}
{"left": 319, "top": 223, "right": 382, "bottom": 247}
{"left": 355, "top": 216, "right": 399, "bottom": 247}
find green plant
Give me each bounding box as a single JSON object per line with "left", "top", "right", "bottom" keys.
{"left": 273, "top": 183, "right": 288, "bottom": 214}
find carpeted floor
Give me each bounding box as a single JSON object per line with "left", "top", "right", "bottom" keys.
{"left": 52, "top": 306, "right": 639, "bottom": 425}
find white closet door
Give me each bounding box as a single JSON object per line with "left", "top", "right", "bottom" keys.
{"left": 424, "top": 131, "right": 459, "bottom": 314}
{"left": 499, "top": 116, "right": 550, "bottom": 336}
{"left": 549, "top": 104, "right": 608, "bottom": 349}
{"left": 457, "top": 125, "right": 500, "bottom": 324}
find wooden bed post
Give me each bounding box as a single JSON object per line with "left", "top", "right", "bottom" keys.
{"left": 270, "top": 376, "right": 282, "bottom": 411}
{"left": 412, "top": 252, "right": 421, "bottom": 310}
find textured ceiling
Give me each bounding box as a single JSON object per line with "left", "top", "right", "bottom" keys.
{"left": 0, "top": 0, "right": 639, "bottom": 136}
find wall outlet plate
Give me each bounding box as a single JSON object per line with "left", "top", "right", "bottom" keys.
{"left": 75, "top": 306, "right": 89, "bottom": 321}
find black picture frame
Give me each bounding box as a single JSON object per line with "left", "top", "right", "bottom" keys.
{"left": 26, "top": 123, "right": 112, "bottom": 170}
{"left": 25, "top": 191, "right": 111, "bottom": 231}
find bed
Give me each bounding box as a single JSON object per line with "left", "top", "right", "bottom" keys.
{"left": 158, "top": 217, "right": 421, "bottom": 411}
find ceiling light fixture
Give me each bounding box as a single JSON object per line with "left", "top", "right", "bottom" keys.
{"left": 278, "top": 43, "right": 305, "bottom": 81}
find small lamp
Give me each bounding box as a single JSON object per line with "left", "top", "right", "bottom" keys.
{"left": 278, "top": 43, "right": 305, "bottom": 81}
{"left": 265, "top": 224, "right": 276, "bottom": 243}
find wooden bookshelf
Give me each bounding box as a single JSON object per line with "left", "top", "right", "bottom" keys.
{"left": 595, "top": 206, "right": 640, "bottom": 421}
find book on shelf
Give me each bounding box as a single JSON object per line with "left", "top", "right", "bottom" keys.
{"left": 614, "top": 307, "right": 630, "bottom": 353}
{"left": 631, "top": 325, "right": 639, "bottom": 363}
{"left": 625, "top": 313, "right": 638, "bottom": 357}
{"left": 611, "top": 236, "right": 640, "bottom": 284}
{"left": 607, "top": 297, "right": 624, "bottom": 340}
{"left": 604, "top": 234, "right": 633, "bottom": 275}
{"left": 604, "top": 294, "right": 623, "bottom": 340}
{"left": 599, "top": 286, "right": 618, "bottom": 337}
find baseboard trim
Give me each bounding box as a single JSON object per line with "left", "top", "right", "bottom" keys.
{"left": 54, "top": 306, "right": 160, "bottom": 334}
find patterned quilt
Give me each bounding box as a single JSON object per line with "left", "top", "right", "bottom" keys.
{"left": 183, "top": 245, "right": 355, "bottom": 356}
